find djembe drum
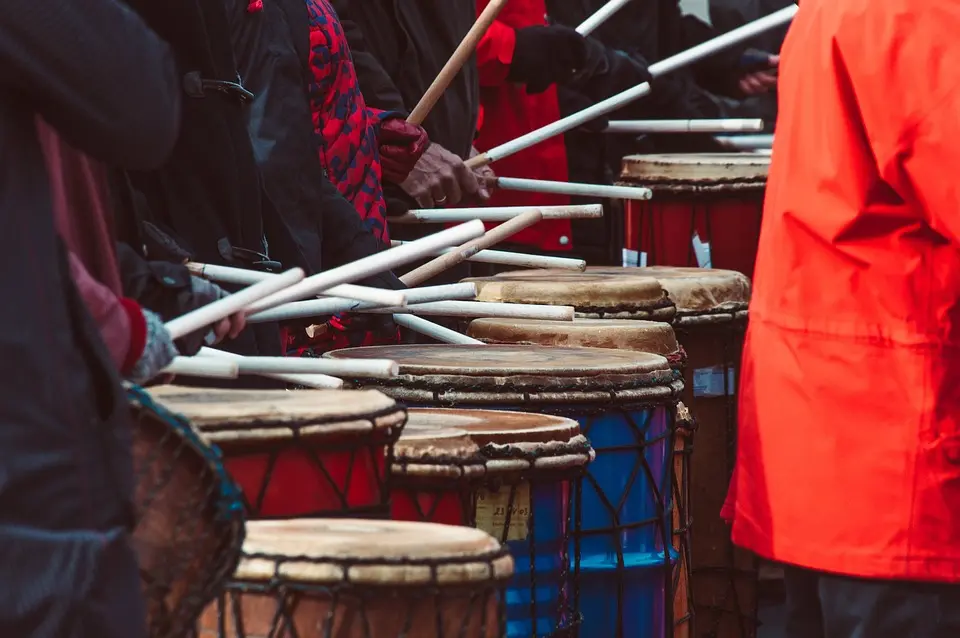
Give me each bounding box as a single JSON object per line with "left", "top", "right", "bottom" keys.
{"left": 468, "top": 267, "right": 754, "bottom": 637}
{"left": 396, "top": 408, "right": 593, "bottom": 637}
{"left": 617, "top": 153, "right": 769, "bottom": 278}
{"left": 198, "top": 519, "right": 515, "bottom": 638}
{"left": 327, "top": 344, "right": 682, "bottom": 638}
{"left": 148, "top": 387, "right": 406, "bottom": 519}
{"left": 130, "top": 386, "right": 246, "bottom": 638}
{"left": 465, "top": 317, "right": 694, "bottom": 637}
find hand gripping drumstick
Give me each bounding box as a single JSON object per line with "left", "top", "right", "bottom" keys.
{"left": 603, "top": 118, "right": 765, "bottom": 134}
{"left": 165, "top": 267, "right": 304, "bottom": 341}
{"left": 390, "top": 204, "right": 601, "bottom": 224}
{"left": 406, "top": 0, "right": 509, "bottom": 125}
{"left": 196, "top": 347, "right": 343, "bottom": 389}
{"left": 576, "top": 0, "right": 633, "bottom": 36}
{"left": 390, "top": 240, "right": 586, "bottom": 271}
{"left": 465, "top": 4, "right": 798, "bottom": 169}
{"left": 400, "top": 210, "right": 543, "bottom": 287}
{"left": 247, "top": 220, "right": 485, "bottom": 312}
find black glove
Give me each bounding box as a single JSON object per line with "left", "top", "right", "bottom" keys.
{"left": 507, "top": 25, "right": 588, "bottom": 94}
{"left": 383, "top": 182, "right": 417, "bottom": 217}
{"left": 557, "top": 86, "right": 609, "bottom": 132}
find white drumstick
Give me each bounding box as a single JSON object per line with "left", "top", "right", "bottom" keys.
{"left": 197, "top": 347, "right": 396, "bottom": 379}
{"left": 185, "top": 263, "right": 407, "bottom": 307}
{"left": 390, "top": 204, "right": 602, "bottom": 224}
{"left": 576, "top": 0, "right": 633, "bottom": 36}
{"left": 466, "top": 4, "right": 798, "bottom": 168}
{"left": 159, "top": 357, "right": 240, "bottom": 379}
{"left": 393, "top": 314, "right": 484, "bottom": 345}
{"left": 361, "top": 300, "right": 575, "bottom": 321}
{"left": 390, "top": 240, "right": 586, "bottom": 271}
{"left": 196, "top": 348, "right": 342, "bottom": 389}
{"left": 714, "top": 134, "right": 775, "bottom": 150}
{"left": 604, "top": 119, "right": 765, "bottom": 134}
{"left": 165, "top": 267, "right": 304, "bottom": 341}
{"left": 494, "top": 177, "right": 651, "bottom": 200}
{"left": 247, "top": 221, "right": 485, "bottom": 313}
{"left": 248, "top": 283, "right": 478, "bottom": 324}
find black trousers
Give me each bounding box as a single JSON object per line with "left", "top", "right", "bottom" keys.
{"left": 783, "top": 565, "right": 960, "bottom": 638}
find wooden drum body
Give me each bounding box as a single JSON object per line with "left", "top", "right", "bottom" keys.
{"left": 199, "top": 519, "right": 514, "bottom": 638}
{"left": 327, "top": 344, "right": 682, "bottom": 638}
{"left": 149, "top": 387, "right": 406, "bottom": 519}
{"left": 397, "top": 409, "right": 593, "bottom": 637}
{"left": 617, "top": 154, "right": 769, "bottom": 278}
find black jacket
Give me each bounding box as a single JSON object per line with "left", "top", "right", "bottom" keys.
{"left": 0, "top": 0, "right": 179, "bottom": 636}
{"left": 332, "top": 0, "right": 480, "bottom": 161}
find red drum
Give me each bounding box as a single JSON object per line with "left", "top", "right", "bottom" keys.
{"left": 148, "top": 387, "right": 406, "bottom": 519}
{"left": 618, "top": 153, "right": 769, "bottom": 278}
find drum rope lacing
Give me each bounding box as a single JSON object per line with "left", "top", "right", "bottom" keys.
{"left": 221, "top": 405, "right": 406, "bottom": 520}
{"left": 128, "top": 386, "right": 246, "bottom": 638}
{"left": 220, "top": 546, "right": 513, "bottom": 638}
{"left": 621, "top": 176, "right": 766, "bottom": 196}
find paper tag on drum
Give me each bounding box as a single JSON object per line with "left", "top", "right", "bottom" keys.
{"left": 475, "top": 483, "right": 531, "bottom": 542}
{"left": 692, "top": 232, "right": 712, "bottom": 268}
{"left": 693, "top": 366, "right": 737, "bottom": 397}
{"left": 621, "top": 249, "right": 647, "bottom": 267}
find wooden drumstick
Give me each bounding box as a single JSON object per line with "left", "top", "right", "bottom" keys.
{"left": 576, "top": 0, "right": 633, "bottom": 36}
{"left": 390, "top": 240, "right": 586, "bottom": 271}
{"left": 603, "top": 118, "right": 765, "bottom": 134}
{"left": 391, "top": 204, "right": 601, "bottom": 224}
{"left": 165, "top": 267, "right": 304, "bottom": 341}
{"left": 493, "top": 177, "right": 652, "bottom": 200}
{"left": 393, "top": 314, "right": 484, "bottom": 345}
{"left": 465, "top": 4, "right": 798, "bottom": 169}
{"left": 406, "top": 0, "right": 509, "bottom": 126}
{"left": 400, "top": 210, "right": 543, "bottom": 287}
{"left": 197, "top": 348, "right": 343, "bottom": 389}
{"left": 159, "top": 357, "right": 240, "bottom": 379}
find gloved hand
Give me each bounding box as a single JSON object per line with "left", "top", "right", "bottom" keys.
{"left": 507, "top": 25, "right": 588, "bottom": 94}
{"left": 400, "top": 142, "right": 481, "bottom": 208}
{"left": 127, "top": 309, "right": 179, "bottom": 385}
{"left": 557, "top": 86, "right": 609, "bottom": 132}
{"left": 177, "top": 276, "right": 247, "bottom": 355}
{"left": 379, "top": 118, "right": 430, "bottom": 184}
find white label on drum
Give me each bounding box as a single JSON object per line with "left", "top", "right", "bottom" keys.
{"left": 693, "top": 366, "right": 737, "bottom": 397}
{"left": 692, "top": 232, "right": 712, "bottom": 268}
{"left": 621, "top": 249, "right": 647, "bottom": 267}
{"left": 475, "top": 483, "right": 531, "bottom": 542}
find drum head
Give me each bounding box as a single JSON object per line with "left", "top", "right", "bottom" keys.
{"left": 150, "top": 386, "right": 406, "bottom": 444}
{"left": 585, "top": 266, "right": 750, "bottom": 315}
{"left": 463, "top": 269, "right": 668, "bottom": 312}
{"left": 467, "top": 317, "right": 680, "bottom": 358}
{"left": 236, "top": 519, "right": 514, "bottom": 586}
{"left": 407, "top": 408, "right": 579, "bottom": 446}
{"left": 395, "top": 424, "right": 481, "bottom": 460}
{"left": 619, "top": 153, "right": 769, "bottom": 183}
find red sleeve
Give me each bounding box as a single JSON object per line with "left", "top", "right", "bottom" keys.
{"left": 476, "top": 19, "right": 517, "bottom": 87}
{"left": 118, "top": 297, "right": 147, "bottom": 375}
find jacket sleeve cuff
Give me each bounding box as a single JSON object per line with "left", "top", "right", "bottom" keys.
{"left": 476, "top": 21, "right": 517, "bottom": 86}
{"left": 118, "top": 297, "right": 147, "bottom": 375}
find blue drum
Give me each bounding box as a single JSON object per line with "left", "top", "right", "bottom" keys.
{"left": 327, "top": 345, "right": 683, "bottom": 638}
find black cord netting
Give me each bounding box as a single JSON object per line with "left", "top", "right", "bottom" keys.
{"left": 128, "top": 387, "right": 246, "bottom": 638}
{"left": 210, "top": 548, "right": 512, "bottom": 638}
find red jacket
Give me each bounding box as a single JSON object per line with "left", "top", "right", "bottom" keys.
{"left": 474, "top": 0, "right": 572, "bottom": 252}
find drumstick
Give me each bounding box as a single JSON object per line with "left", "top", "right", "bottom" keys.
{"left": 406, "top": 0, "right": 509, "bottom": 125}
{"left": 159, "top": 357, "right": 240, "bottom": 379}
{"left": 576, "top": 0, "right": 633, "bottom": 36}
{"left": 465, "top": 4, "right": 798, "bottom": 169}
{"left": 714, "top": 133, "right": 775, "bottom": 150}
{"left": 248, "top": 283, "right": 478, "bottom": 324}
{"left": 393, "top": 314, "right": 484, "bottom": 345}
{"left": 196, "top": 347, "right": 343, "bottom": 389}
{"left": 196, "top": 348, "right": 397, "bottom": 379}
{"left": 390, "top": 240, "right": 586, "bottom": 271}
{"left": 493, "top": 177, "right": 651, "bottom": 200}
{"left": 390, "top": 204, "right": 602, "bottom": 224}
{"left": 186, "top": 263, "right": 407, "bottom": 307}
{"left": 603, "top": 118, "right": 765, "bottom": 134}
{"left": 400, "top": 211, "right": 542, "bottom": 286}
{"left": 165, "top": 267, "right": 304, "bottom": 341}
{"left": 359, "top": 300, "right": 575, "bottom": 321}
{"left": 247, "top": 221, "right": 485, "bottom": 313}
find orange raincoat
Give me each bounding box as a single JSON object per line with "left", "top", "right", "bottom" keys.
{"left": 729, "top": 0, "right": 960, "bottom": 582}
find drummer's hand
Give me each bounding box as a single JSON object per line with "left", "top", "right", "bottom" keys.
{"left": 469, "top": 146, "right": 495, "bottom": 202}
{"left": 128, "top": 309, "right": 179, "bottom": 385}
{"left": 400, "top": 142, "right": 480, "bottom": 208}
{"left": 207, "top": 312, "right": 247, "bottom": 345}
{"left": 738, "top": 54, "right": 779, "bottom": 95}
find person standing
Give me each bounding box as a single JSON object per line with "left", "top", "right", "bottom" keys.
{"left": 0, "top": 1, "right": 180, "bottom": 636}
{"left": 727, "top": 0, "right": 960, "bottom": 635}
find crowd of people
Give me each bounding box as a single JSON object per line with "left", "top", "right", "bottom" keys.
{"left": 0, "top": 0, "right": 791, "bottom": 635}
